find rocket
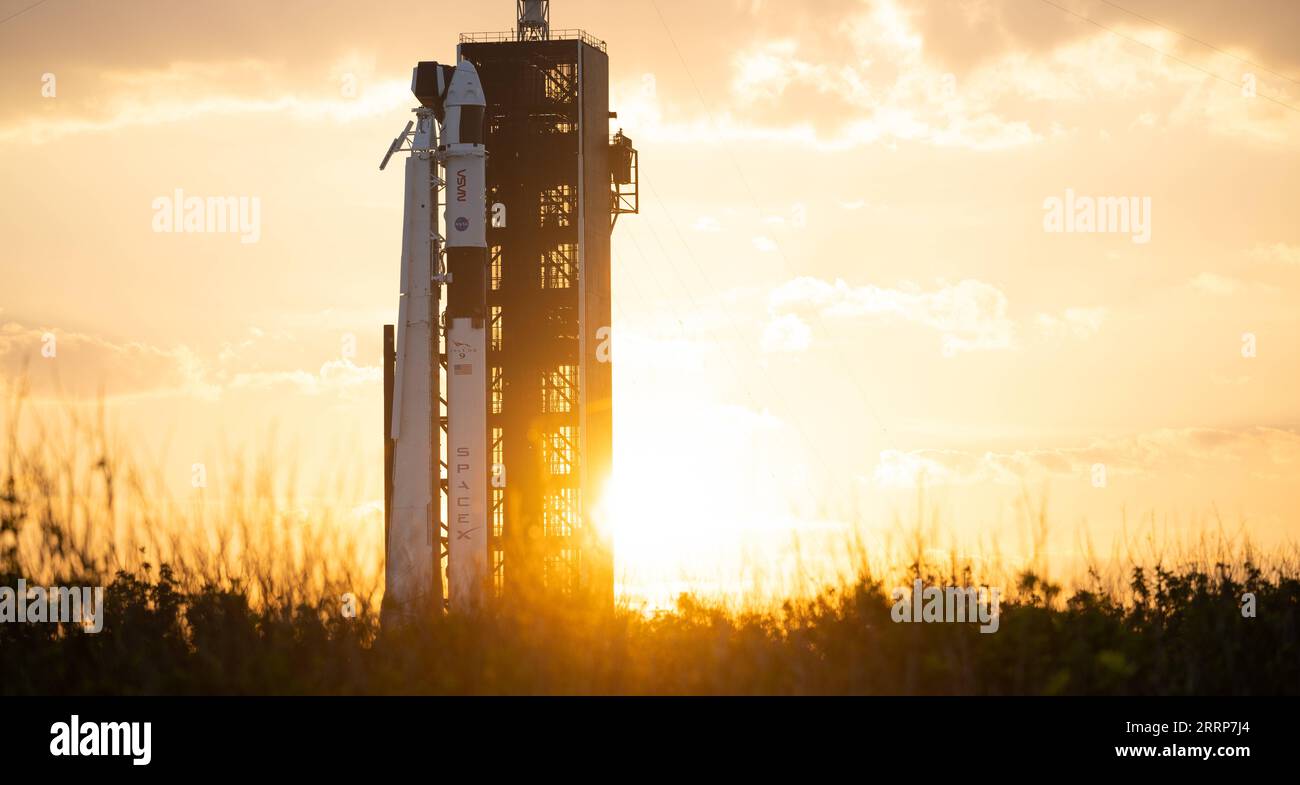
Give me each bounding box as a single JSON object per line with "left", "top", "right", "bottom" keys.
{"left": 383, "top": 96, "right": 439, "bottom": 621}
{"left": 437, "top": 59, "right": 491, "bottom": 611}
{"left": 382, "top": 58, "right": 489, "bottom": 619}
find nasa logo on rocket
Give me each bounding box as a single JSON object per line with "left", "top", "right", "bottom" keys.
{"left": 454, "top": 169, "right": 470, "bottom": 232}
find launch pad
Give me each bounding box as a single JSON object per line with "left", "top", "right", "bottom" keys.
{"left": 382, "top": 1, "right": 638, "bottom": 617}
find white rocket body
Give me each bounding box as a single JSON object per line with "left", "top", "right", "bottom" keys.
{"left": 384, "top": 57, "right": 489, "bottom": 619}
{"left": 439, "top": 60, "right": 491, "bottom": 611}
{"left": 386, "top": 109, "right": 439, "bottom": 620}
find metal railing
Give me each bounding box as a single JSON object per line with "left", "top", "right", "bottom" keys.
{"left": 459, "top": 29, "right": 607, "bottom": 52}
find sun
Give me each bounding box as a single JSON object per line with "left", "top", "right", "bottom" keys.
{"left": 596, "top": 410, "right": 814, "bottom": 608}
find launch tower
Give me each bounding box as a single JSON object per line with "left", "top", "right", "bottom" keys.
{"left": 458, "top": 0, "right": 638, "bottom": 607}
{"left": 383, "top": 0, "right": 637, "bottom": 614}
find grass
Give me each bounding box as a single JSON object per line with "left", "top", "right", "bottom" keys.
{"left": 1, "top": 394, "right": 1298, "bottom": 695}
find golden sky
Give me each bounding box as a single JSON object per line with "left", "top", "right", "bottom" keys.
{"left": 2, "top": 0, "right": 1298, "bottom": 603}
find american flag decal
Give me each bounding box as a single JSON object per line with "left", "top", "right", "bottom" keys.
{"left": 453, "top": 364, "right": 472, "bottom": 376}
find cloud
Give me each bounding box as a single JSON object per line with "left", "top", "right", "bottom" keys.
{"left": 732, "top": 39, "right": 826, "bottom": 105}
{"left": 1248, "top": 242, "right": 1300, "bottom": 266}
{"left": 871, "top": 426, "right": 1300, "bottom": 488}
{"left": 768, "top": 276, "right": 1015, "bottom": 355}
{"left": 1186, "top": 273, "right": 1281, "bottom": 298}
{"left": 228, "top": 359, "right": 379, "bottom": 398}
{"left": 1189, "top": 273, "right": 1244, "bottom": 296}
{"left": 760, "top": 313, "right": 812, "bottom": 353}
{"left": 209, "top": 329, "right": 380, "bottom": 400}
{"left": 0, "top": 322, "right": 212, "bottom": 400}
{"left": 615, "top": 0, "right": 1299, "bottom": 153}
{"left": 1036, "top": 306, "right": 1107, "bottom": 338}
{"left": 0, "top": 321, "right": 379, "bottom": 402}
{"left": 873, "top": 448, "right": 966, "bottom": 488}
{"left": 0, "top": 58, "right": 410, "bottom": 144}
{"left": 766, "top": 277, "right": 1106, "bottom": 354}
{"left": 615, "top": 0, "right": 1042, "bottom": 152}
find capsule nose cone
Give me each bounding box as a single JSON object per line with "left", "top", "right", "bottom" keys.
{"left": 445, "top": 59, "right": 485, "bottom": 108}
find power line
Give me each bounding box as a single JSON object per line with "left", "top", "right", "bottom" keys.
{"left": 646, "top": 0, "right": 892, "bottom": 439}
{"left": 1094, "top": 0, "right": 1300, "bottom": 88}
{"left": 0, "top": 0, "right": 52, "bottom": 28}
{"left": 626, "top": 181, "right": 850, "bottom": 487}
{"left": 1035, "top": 0, "right": 1300, "bottom": 113}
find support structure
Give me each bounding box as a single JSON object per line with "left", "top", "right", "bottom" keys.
{"left": 459, "top": 13, "right": 637, "bottom": 608}
{"left": 382, "top": 2, "right": 637, "bottom": 616}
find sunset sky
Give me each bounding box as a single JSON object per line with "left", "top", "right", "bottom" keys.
{"left": 2, "top": 0, "right": 1298, "bottom": 604}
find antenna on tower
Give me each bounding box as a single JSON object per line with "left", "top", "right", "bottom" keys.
{"left": 516, "top": 0, "right": 549, "bottom": 40}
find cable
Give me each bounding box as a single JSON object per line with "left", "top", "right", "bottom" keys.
{"left": 646, "top": 0, "right": 893, "bottom": 439}
{"left": 1035, "top": 0, "right": 1300, "bottom": 113}
{"left": 1094, "top": 0, "right": 1300, "bottom": 88}
{"left": 619, "top": 194, "right": 841, "bottom": 486}
{"left": 0, "top": 0, "right": 51, "bottom": 28}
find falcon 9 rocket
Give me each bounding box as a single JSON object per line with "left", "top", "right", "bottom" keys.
{"left": 383, "top": 58, "right": 489, "bottom": 619}
{"left": 438, "top": 61, "right": 490, "bottom": 611}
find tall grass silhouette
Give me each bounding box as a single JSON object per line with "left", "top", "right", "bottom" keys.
{"left": 1, "top": 387, "right": 1297, "bottom": 695}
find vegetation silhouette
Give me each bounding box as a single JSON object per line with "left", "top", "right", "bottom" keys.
{"left": 1, "top": 393, "right": 1297, "bottom": 695}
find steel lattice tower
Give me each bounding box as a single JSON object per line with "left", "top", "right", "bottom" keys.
{"left": 453, "top": 10, "right": 637, "bottom": 607}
